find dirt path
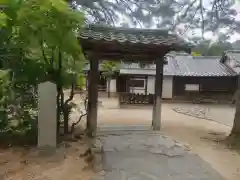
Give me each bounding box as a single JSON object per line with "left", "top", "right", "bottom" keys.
{"left": 95, "top": 102, "right": 240, "bottom": 180}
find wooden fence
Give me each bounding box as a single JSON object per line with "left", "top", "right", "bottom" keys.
{"left": 119, "top": 93, "right": 154, "bottom": 105}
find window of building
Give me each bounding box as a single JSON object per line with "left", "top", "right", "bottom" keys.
{"left": 185, "top": 84, "right": 199, "bottom": 91}
{"left": 128, "top": 79, "right": 145, "bottom": 88}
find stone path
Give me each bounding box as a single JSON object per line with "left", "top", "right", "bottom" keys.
{"left": 93, "top": 131, "right": 225, "bottom": 180}
{"left": 172, "top": 106, "right": 212, "bottom": 120}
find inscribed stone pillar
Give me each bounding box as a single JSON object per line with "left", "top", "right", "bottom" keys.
{"left": 152, "top": 57, "right": 164, "bottom": 130}
{"left": 38, "top": 81, "right": 57, "bottom": 148}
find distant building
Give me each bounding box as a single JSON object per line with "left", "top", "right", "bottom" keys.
{"left": 84, "top": 52, "right": 238, "bottom": 103}
{"left": 116, "top": 54, "right": 237, "bottom": 102}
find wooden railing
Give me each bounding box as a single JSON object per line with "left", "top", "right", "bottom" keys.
{"left": 119, "top": 93, "right": 154, "bottom": 105}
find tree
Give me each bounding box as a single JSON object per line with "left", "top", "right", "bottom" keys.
{"left": 191, "top": 51, "right": 201, "bottom": 56}
{"left": 71, "top": 0, "right": 176, "bottom": 28}
{"left": 0, "top": 0, "right": 44, "bottom": 145}
{"left": 231, "top": 66, "right": 240, "bottom": 137}
{"left": 15, "top": 0, "right": 85, "bottom": 135}
{"left": 231, "top": 80, "right": 240, "bottom": 136}
{"left": 172, "top": 0, "right": 239, "bottom": 37}
{"left": 191, "top": 36, "right": 233, "bottom": 56}
{"left": 0, "top": 0, "right": 86, "bottom": 145}
{"left": 70, "top": 0, "right": 239, "bottom": 36}
{"left": 232, "top": 40, "right": 240, "bottom": 50}
{"left": 0, "top": 70, "right": 11, "bottom": 130}
{"left": 101, "top": 60, "right": 119, "bottom": 98}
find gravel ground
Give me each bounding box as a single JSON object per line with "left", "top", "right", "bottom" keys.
{"left": 93, "top": 132, "right": 225, "bottom": 180}
{"left": 1, "top": 96, "right": 238, "bottom": 180}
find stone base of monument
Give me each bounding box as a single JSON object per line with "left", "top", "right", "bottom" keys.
{"left": 37, "top": 145, "right": 57, "bottom": 157}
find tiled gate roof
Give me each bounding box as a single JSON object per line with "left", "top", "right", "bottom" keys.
{"left": 79, "top": 25, "right": 192, "bottom": 49}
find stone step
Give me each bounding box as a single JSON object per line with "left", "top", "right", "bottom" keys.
{"left": 97, "top": 125, "right": 151, "bottom": 132}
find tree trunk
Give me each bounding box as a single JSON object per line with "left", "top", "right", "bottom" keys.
{"left": 56, "top": 49, "right": 63, "bottom": 142}
{"left": 63, "top": 83, "right": 75, "bottom": 134}
{"left": 56, "top": 88, "right": 61, "bottom": 143}
{"left": 231, "top": 89, "right": 240, "bottom": 135}
{"left": 107, "top": 78, "right": 110, "bottom": 98}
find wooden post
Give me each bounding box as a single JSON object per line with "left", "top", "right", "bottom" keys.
{"left": 145, "top": 75, "right": 148, "bottom": 95}
{"left": 86, "top": 56, "right": 99, "bottom": 137}
{"left": 152, "top": 57, "right": 164, "bottom": 130}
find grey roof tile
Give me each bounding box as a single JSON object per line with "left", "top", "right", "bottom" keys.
{"left": 84, "top": 55, "right": 236, "bottom": 77}
{"left": 79, "top": 25, "right": 192, "bottom": 51}
{"left": 173, "top": 56, "right": 235, "bottom": 76}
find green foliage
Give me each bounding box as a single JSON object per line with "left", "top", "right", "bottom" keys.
{"left": 0, "top": 0, "right": 86, "bottom": 144}
{"left": 14, "top": 0, "right": 86, "bottom": 91}
{"left": 0, "top": 12, "right": 7, "bottom": 26}
{"left": 191, "top": 52, "right": 201, "bottom": 56}
{"left": 17, "top": 0, "right": 84, "bottom": 57}
{"left": 101, "top": 60, "right": 119, "bottom": 98}
{"left": 76, "top": 74, "right": 86, "bottom": 89}
{"left": 191, "top": 37, "right": 233, "bottom": 56}
{"left": 101, "top": 60, "right": 119, "bottom": 78}
{"left": 61, "top": 56, "right": 86, "bottom": 88}
{"left": 0, "top": 70, "right": 11, "bottom": 129}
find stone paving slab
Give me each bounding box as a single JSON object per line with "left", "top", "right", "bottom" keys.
{"left": 92, "top": 132, "right": 225, "bottom": 180}
{"left": 172, "top": 106, "right": 212, "bottom": 120}
{"left": 98, "top": 125, "right": 151, "bottom": 132}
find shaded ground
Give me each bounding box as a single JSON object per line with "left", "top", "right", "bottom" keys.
{"left": 0, "top": 140, "right": 94, "bottom": 180}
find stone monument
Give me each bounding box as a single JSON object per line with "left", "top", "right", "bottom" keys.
{"left": 38, "top": 81, "right": 57, "bottom": 150}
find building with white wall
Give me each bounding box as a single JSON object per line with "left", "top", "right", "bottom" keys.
{"left": 83, "top": 53, "right": 237, "bottom": 102}
{"left": 116, "top": 54, "right": 237, "bottom": 103}
{"left": 118, "top": 67, "right": 174, "bottom": 99}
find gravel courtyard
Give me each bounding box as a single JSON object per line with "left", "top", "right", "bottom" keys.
{"left": 93, "top": 132, "right": 225, "bottom": 180}
{"left": 1, "top": 96, "right": 239, "bottom": 180}
{"left": 70, "top": 95, "right": 240, "bottom": 180}
{"left": 96, "top": 98, "right": 235, "bottom": 128}
{"left": 93, "top": 98, "right": 239, "bottom": 180}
